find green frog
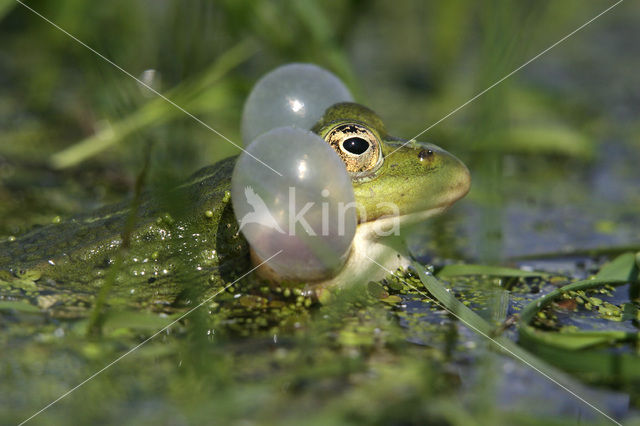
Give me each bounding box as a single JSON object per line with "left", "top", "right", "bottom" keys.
{"left": 0, "top": 102, "right": 470, "bottom": 316}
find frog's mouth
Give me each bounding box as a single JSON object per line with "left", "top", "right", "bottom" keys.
{"left": 353, "top": 145, "right": 471, "bottom": 240}
{"left": 359, "top": 173, "right": 470, "bottom": 240}
{"left": 357, "top": 205, "right": 449, "bottom": 242}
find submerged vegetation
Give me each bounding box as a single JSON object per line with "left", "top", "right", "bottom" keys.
{"left": 1, "top": 0, "right": 639, "bottom": 424}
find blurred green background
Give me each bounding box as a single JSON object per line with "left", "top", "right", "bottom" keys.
{"left": 1, "top": 0, "right": 639, "bottom": 424}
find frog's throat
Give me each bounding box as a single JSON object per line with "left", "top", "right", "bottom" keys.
{"left": 251, "top": 205, "right": 448, "bottom": 287}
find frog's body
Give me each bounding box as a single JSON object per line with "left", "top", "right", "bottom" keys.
{"left": 0, "top": 158, "right": 249, "bottom": 315}
{"left": 0, "top": 102, "right": 469, "bottom": 315}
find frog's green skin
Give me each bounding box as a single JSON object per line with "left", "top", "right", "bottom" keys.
{"left": 0, "top": 159, "right": 249, "bottom": 316}
{"left": 0, "top": 102, "right": 469, "bottom": 315}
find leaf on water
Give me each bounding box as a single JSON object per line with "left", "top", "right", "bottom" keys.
{"left": 381, "top": 295, "right": 402, "bottom": 305}
{"left": 414, "top": 263, "right": 494, "bottom": 336}
{"left": 367, "top": 281, "right": 388, "bottom": 299}
{"left": 532, "top": 330, "right": 630, "bottom": 350}
{"left": 436, "top": 263, "right": 548, "bottom": 278}
{"left": 596, "top": 252, "right": 639, "bottom": 282}
{"left": 508, "top": 245, "right": 640, "bottom": 260}
{"left": 518, "top": 275, "right": 640, "bottom": 384}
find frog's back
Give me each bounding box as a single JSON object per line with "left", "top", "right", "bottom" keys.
{"left": 0, "top": 156, "right": 249, "bottom": 303}
{"left": 0, "top": 198, "right": 144, "bottom": 269}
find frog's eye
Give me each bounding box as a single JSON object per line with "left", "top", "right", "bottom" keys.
{"left": 325, "top": 123, "right": 382, "bottom": 175}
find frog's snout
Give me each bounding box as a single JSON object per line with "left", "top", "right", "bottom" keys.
{"left": 444, "top": 149, "right": 471, "bottom": 201}
{"left": 414, "top": 142, "right": 471, "bottom": 202}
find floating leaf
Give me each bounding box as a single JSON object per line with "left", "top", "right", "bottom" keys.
{"left": 381, "top": 295, "right": 402, "bottom": 304}
{"left": 367, "top": 281, "right": 388, "bottom": 299}
{"left": 519, "top": 275, "right": 640, "bottom": 383}
{"left": 437, "top": 263, "right": 548, "bottom": 278}
{"left": 527, "top": 329, "right": 629, "bottom": 350}
{"left": 596, "top": 252, "right": 639, "bottom": 282}
{"left": 510, "top": 245, "right": 640, "bottom": 260}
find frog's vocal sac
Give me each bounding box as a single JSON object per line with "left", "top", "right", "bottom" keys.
{"left": 0, "top": 102, "right": 470, "bottom": 297}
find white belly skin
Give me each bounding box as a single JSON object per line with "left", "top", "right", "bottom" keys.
{"left": 253, "top": 207, "right": 447, "bottom": 292}
{"left": 314, "top": 222, "right": 410, "bottom": 289}
{"left": 314, "top": 206, "right": 447, "bottom": 289}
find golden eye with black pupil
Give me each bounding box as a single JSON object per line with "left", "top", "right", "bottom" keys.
{"left": 324, "top": 123, "right": 382, "bottom": 176}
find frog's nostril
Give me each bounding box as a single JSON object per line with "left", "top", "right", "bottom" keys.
{"left": 418, "top": 149, "right": 434, "bottom": 160}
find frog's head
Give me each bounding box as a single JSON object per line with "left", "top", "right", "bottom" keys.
{"left": 312, "top": 102, "right": 470, "bottom": 232}
{"left": 240, "top": 101, "right": 470, "bottom": 286}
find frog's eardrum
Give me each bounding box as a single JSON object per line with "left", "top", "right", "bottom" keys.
{"left": 231, "top": 126, "right": 356, "bottom": 281}
{"left": 241, "top": 63, "right": 353, "bottom": 145}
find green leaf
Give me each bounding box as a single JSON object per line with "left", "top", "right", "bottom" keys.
{"left": 596, "top": 252, "right": 639, "bottom": 281}
{"left": 509, "top": 245, "right": 640, "bottom": 260}
{"left": 518, "top": 276, "right": 640, "bottom": 383}
{"left": 50, "top": 41, "right": 256, "bottom": 169}
{"left": 528, "top": 329, "right": 631, "bottom": 350}
{"left": 436, "top": 263, "right": 548, "bottom": 278}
